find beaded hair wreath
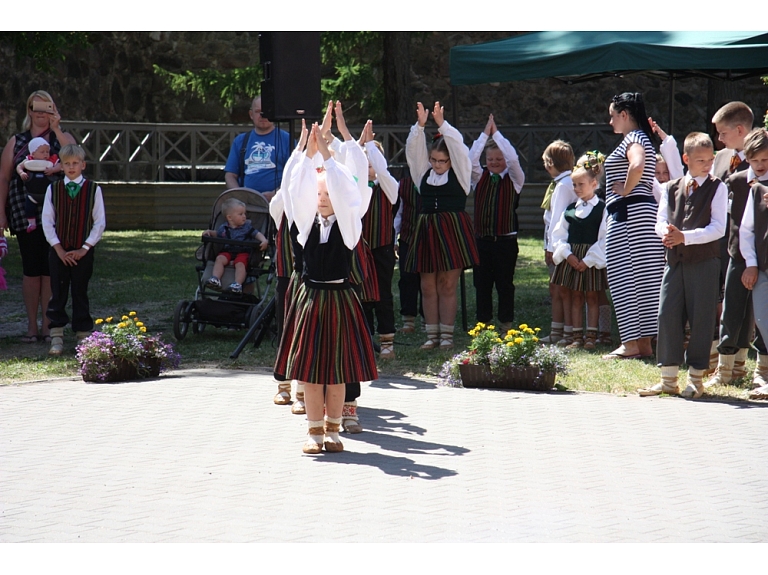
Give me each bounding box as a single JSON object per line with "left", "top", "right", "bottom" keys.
{"left": 573, "top": 150, "right": 606, "bottom": 172}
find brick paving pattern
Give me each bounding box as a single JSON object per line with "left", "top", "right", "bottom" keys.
{"left": 1, "top": 369, "right": 766, "bottom": 542}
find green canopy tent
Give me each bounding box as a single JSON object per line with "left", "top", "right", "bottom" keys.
{"left": 450, "top": 31, "right": 768, "bottom": 131}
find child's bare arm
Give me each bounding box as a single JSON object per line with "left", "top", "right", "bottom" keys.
{"left": 334, "top": 101, "right": 353, "bottom": 142}
{"left": 255, "top": 231, "right": 268, "bottom": 250}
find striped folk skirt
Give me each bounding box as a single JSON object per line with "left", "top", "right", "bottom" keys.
{"left": 552, "top": 244, "right": 608, "bottom": 292}
{"left": 273, "top": 281, "right": 378, "bottom": 385}
{"left": 403, "top": 211, "right": 480, "bottom": 273}
{"left": 605, "top": 201, "right": 665, "bottom": 342}
{"left": 350, "top": 239, "right": 380, "bottom": 302}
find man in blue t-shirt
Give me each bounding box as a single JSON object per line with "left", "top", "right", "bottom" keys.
{"left": 224, "top": 96, "right": 291, "bottom": 199}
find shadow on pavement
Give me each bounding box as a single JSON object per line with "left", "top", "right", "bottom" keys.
{"left": 369, "top": 376, "right": 437, "bottom": 391}
{"left": 313, "top": 450, "right": 459, "bottom": 480}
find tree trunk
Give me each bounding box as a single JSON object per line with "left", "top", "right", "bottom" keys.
{"left": 383, "top": 32, "right": 412, "bottom": 125}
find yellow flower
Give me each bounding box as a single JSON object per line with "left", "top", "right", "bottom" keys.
{"left": 140, "top": 327, "right": 147, "bottom": 333}
{"left": 533, "top": 337, "right": 539, "bottom": 342}
{"left": 525, "top": 328, "right": 535, "bottom": 334}
{"left": 519, "top": 324, "right": 528, "bottom": 330}
{"left": 121, "top": 315, "right": 129, "bottom": 320}
{"left": 515, "top": 337, "right": 524, "bottom": 344}
{"left": 117, "top": 322, "right": 124, "bottom": 328}
{"left": 488, "top": 325, "right": 495, "bottom": 331}
{"left": 134, "top": 317, "right": 140, "bottom": 322}
{"left": 477, "top": 322, "right": 486, "bottom": 329}
{"left": 495, "top": 338, "right": 502, "bottom": 343}
{"left": 506, "top": 342, "right": 514, "bottom": 347}
{"left": 129, "top": 311, "right": 137, "bottom": 317}
{"left": 95, "top": 319, "right": 103, "bottom": 325}
{"left": 106, "top": 317, "right": 113, "bottom": 322}
{"left": 535, "top": 327, "right": 541, "bottom": 332}
{"left": 136, "top": 322, "right": 144, "bottom": 328}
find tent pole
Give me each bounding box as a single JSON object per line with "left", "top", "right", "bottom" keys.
{"left": 668, "top": 74, "right": 675, "bottom": 135}
{"left": 451, "top": 83, "right": 468, "bottom": 333}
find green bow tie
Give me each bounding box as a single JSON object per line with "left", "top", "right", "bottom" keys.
{"left": 368, "top": 181, "right": 375, "bottom": 188}
{"left": 65, "top": 181, "right": 81, "bottom": 199}
{"left": 490, "top": 173, "right": 501, "bottom": 184}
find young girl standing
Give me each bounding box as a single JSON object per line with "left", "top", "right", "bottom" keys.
{"left": 274, "top": 123, "right": 377, "bottom": 454}
{"left": 551, "top": 157, "right": 608, "bottom": 349}
{"left": 403, "top": 101, "right": 479, "bottom": 350}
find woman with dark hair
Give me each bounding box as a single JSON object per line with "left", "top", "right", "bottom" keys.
{"left": 602, "top": 92, "right": 664, "bottom": 359}
{"left": 0, "top": 90, "right": 76, "bottom": 343}
{"left": 403, "top": 101, "right": 480, "bottom": 350}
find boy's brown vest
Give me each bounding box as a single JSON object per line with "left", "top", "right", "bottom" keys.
{"left": 665, "top": 176, "right": 722, "bottom": 265}
{"left": 50, "top": 179, "right": 97, "bottom": 251}
{"left": 725, "top": 171, "right": 753, "bottom": 261}
{"left": 750, "top": 181, "right": 768, "bottom": 272}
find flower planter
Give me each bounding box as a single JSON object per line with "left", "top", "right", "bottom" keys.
{"left": 459, "top": 363, "right": 556, "bottom": 391}
{"left": 82, "top": 357, "right": 161, "bottom": 383}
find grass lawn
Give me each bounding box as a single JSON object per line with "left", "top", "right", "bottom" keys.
{"left": 0, "top": 230, "right": 759, "bottom": 400}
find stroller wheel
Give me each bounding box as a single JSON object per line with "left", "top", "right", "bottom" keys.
{"left": 193, "top": 321, "right": 206, "bottom": 335}
{"left": 173, "top": 300, "right": 191, "bottom": 340}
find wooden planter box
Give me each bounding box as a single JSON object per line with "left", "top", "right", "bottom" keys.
{"left": 83, "top": 357, "right": 161, "bottom": 383}
{"left": 459, "top": 364, "right": 556, "bottom": 392}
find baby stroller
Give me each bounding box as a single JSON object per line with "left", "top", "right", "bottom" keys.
{"left": 173, "top": 188, "right": 277, "bottom": 352}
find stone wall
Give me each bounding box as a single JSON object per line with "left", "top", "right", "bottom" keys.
{"left": 1, "top": 32, "right": 766, "bottom": 147}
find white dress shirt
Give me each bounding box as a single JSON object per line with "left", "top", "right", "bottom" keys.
{"left": 468, "top": 130, "right": 525, "bottom": 192}
{"left": 365, "top": 141, "right": 399, "bottom": 204}
{"left": 551, "top": 194, "right": 607, "bottom": 268}
{"left": 739, "top": 168, "right": 768, "bottom": 267}
{"left": 544, "top": 170, "right": 576, "bottom": 252}
{"left": 655, "top": 174, "right": 727, "bottom": 244}
{"left": 42, "top": 175, "right": 106, "bottom": 248}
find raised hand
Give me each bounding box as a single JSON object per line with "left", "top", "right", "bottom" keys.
{"left": 297, "top": 119, "right": 309, "bottom": 151}
{"left": 306, "top": 123, "right": 318, "bottom": 158}
{"left": 358, "top": 120, "right": 374, "bottom": 145}
{"left": 320, "top": 100, "right": 334, "bottom": 142}
{"left": 334, "top": 100, "right": 352, "bottom": 141}
{"left": 316, "top": 123, "right": 331, "bottom": 160}
{"left": 432, "top": 101, "right": 445, "bottom": 127}
{"left": 416, "top": 102, "right": 429, "bottom": 127}
{"left": 648, "top": 117, "right": 667, "bottom": 140}
{"left": 484, "top": 114, "right": 493, "bottom": 136}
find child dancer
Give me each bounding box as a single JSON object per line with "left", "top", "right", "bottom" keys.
{"left": 551, "top": 156, "right": 608, "bottom": 349}
{"left": 203, "top": 198, "right": 268, "bottom": 294}
{"left": 17, "top": 137, "right": 61, "bottom": 233}
{"left": 639, "top": 132, "right": 727, "bottom": 399}
{"left": 469, "top": 113, "right": 525, "bottom": 332}
{"left": 394, "top": 175, "right": 422, "bottom": 333}
{"left": 540, "top": 140, "right": 577, "bottom": 344}
{"left": 403, "top": 101, "right": 479, "bottom": 350}
{"left": 360, "top": 123, "right": 400, "bottom": 358}
{"left": 274, "top": 124, "right": 377, "bottom": 454}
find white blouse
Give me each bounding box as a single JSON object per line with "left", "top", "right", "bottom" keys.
{"left": 551, "top": 195, "right": 607, "bottom": 269}
{"left": 406, "top": 120, "right": 472, "bottom": 195}
{"left": 365, "top": 141, "right": 399, "bottom": 204}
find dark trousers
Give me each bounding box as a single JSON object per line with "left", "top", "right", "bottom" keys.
{"left": 363, "top": 245, "right": 396, "bottom": 334}
{"left": 398, "top": 239, "right": 421, "bottom": 317}
{"left": 275, "top": 276, "right": 290, "bottom": 342}
{"left": 719, "top": 257, "right": 767, "bottom": 355}
{"left": 46, "top": 247, "right": 95, "bottom": 332}
{"left": 473, "top": 236, "right": 519, "bottom": 324}
{"left": 657, "top": 258, "right": 720, "bottom": 370}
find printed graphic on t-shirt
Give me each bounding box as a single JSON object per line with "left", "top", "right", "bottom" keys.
{"left": 245, "top": 142, "right": 276, "bottom": 175}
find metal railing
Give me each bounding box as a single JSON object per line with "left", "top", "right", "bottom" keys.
{"left": 56, "top": 121, "right": 621, "bottom": 183}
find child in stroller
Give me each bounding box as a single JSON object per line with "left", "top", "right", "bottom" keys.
{"left": 203, "top": 198, "right": 268, "bottom": 294}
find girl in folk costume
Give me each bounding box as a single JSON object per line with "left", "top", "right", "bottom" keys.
{"left": 270, "top": 120, "right": 309, "bottom": 414}
{"left": 469, "top": 113, "right": 525, "bottom": 332}
{"left": 274, "top": 124, "right": 377, "bottom": 454}
{"left": 403, "top": 101, "right": 480, "bottom": 350}
{"left": 550, "top": 155, "right": 608, "bottom": 350}
{"left": 359, "top": 121, "right": 400, "bottom": 358}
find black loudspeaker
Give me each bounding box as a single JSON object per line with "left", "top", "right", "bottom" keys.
{"left": 259, "top": 32, "right": 321, "bottom": 121}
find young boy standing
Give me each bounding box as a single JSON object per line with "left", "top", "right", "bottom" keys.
{"left": 639, "top": 133, "right": 727, "bottom": 399}
{"left": 736, "top": 128, "right": 768, "bottom": 399}
{"left": 42, "top": 144, "right": 106, "bottom": 356}
{"left": 707, "top": 102, "right": 756, "bottom": 378}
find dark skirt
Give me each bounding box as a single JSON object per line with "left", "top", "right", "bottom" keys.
{"left": 350, "top": 239, "right": 380, "bottom": 302}
{"left": 552, "top": 243, "right": 607, "bottom": 292}
{"left": 403, "top": 211, "right": 480, "bottom": 273}
{"left": 273, "top": 281, "right": 378, "bottom": 385}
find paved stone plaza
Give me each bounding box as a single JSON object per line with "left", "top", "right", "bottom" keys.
{"left": 1, "top": 369, "right": 767, "bottom": 542}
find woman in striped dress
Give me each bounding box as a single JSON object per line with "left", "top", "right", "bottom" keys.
{"left": 602, "top": 92, "right": 664, "bottom": 359}
{"left": 403, "top": 101, "right": 480, "bottom": 350}
{"left": 274, "top": 123, "right": 377, "bottom": 454}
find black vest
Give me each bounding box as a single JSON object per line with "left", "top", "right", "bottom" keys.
{"left": 302, "top": 219, "right": 352, "bottom": 283}
{"left": 563, "top": 200, "right": 605, "bottom": 245}
{"left": 419, "top": 168, "right": 467, "bottom": 214}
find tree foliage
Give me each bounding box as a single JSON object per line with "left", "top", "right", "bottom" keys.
{"left": 153, "top": 32, "right": 385, "bottom": 121}
{"left": 0, "top": 32, "right": 90, "bottom": 71}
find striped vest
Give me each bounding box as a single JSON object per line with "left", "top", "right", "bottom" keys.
{"left": 665, "top": 176, "right": 721, "bottom": 265}
{"left": 362, "top": 183, "right": 397, "bottom": 249}
{"left": 473, "top": 170, "right": 519, "bottom": 237}
{"left": 51, "top": 179, "right": 97, "bottom": 251}
{"left": 398, "top": 176, "right": 420, "bottom": 244}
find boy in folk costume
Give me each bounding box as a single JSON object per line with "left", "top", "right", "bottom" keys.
{"left": 707, "top": 102, "right": 756, "bottom": 377}
{"left": 735, "top": 128, "right": 768, "bottom": 399}
{"left": 639, "top": 133, "right": 727, "bottom": 398}
{"left": 42, "top": 144, "right": 106, "bottom": 356}
{"left": 469, "top": 114, "right": 525, "bottom": 332}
